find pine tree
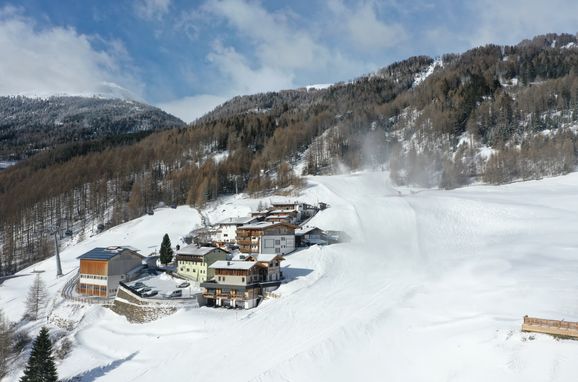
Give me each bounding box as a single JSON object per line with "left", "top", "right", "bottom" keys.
{"left": 24, "top": 274, "right": 47, "bottom": 321}
{"left": 19, "top": 327, "right": 58, "bottom": 382}
{"left": 159, "top": 234, "right": 173, "bottom": 265}
{"left": 0, "top": 309, "right": 11, "bottom": 379}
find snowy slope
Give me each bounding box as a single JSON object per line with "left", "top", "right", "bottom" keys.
{"left": 3, "top": 172, "right": 578, "bottom": 381}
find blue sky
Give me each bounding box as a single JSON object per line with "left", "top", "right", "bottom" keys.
{"left": 1, "top": 0, "right": 578, "bottom": 121}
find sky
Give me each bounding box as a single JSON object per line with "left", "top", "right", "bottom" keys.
{"left": 0, "top": 0, "right": 577, "bottom": 122}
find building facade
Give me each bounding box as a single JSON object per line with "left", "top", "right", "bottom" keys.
{"left": 77, "top": 246, "right": 143, "bottom": 298}
{"left": 176, "top": 245, "right": 229, "bottom": 282}
{"left": 213, "top": 216, "right": 259, "bottom": 244}
{"left": 201, "top": 255, "right": 285, "bottom": 309}
{"left": 236, "top": 222, "right": 296, "bottom": 255}
{"left": 201, "top": 261, "right": 262, "bottom": 309}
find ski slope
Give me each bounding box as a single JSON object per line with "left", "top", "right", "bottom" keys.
{"left": 3, "top": 171, "right": 578, "bottom": 381}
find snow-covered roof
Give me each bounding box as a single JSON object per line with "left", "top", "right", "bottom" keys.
{"left": 255, "top": 254, "right": 284, "bottom": 263}
{"left": 216, "top": 216, "right": 257, "bottom": 225}
{"left": 238, "top": 221, "right": 275, "bottom": 230}
{"left": 209, "top": 260, "right": 256, "bottom": 270}
{"left": 177, "top": 245, "right": 222, "bottom": 257}
{"left": 265, "top": 215, "right": 291, "bottom": 220}
{"left": 239, "top": 221, "right": 296, "bottom": 230}
{"left": 295, "top": 226, "right": 322, "bottom": 236}
{"left": 269, "top": 209, "right": 297, "bottom": 214}
{"left": 77, "top": 246, "right": 142, "bottom": 260}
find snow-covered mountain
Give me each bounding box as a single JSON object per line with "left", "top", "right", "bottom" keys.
{"left": 0, "top": 95, "right": 185, "bottom": 161}
{"left": 2, "top": 170, "right": 578, "bottom": 381}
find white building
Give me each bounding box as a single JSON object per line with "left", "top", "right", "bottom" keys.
{"left": 213, "top": 216, "right": 259, "bottom": 244}
{"left": 237, "top": 222, "right": 296, "bottom": 255}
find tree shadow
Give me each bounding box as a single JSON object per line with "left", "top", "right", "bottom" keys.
{"left": 62, "top": 351, "right": 138, "bottom": 382}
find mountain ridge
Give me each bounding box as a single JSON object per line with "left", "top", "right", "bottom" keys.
{"left": 1, "top": 32, "right": 578, "bottom": 276}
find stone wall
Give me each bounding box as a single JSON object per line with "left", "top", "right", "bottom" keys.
{"left": 110, "top": 285, "right": 198, "bottom": 323}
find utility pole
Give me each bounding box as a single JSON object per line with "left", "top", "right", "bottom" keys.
{"left": 53, "top": 231, "right": 62, "bottom": 277}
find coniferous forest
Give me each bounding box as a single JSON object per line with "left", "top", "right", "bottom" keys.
{"left": 2, "top": 33, "right": 578, "bottom": 275}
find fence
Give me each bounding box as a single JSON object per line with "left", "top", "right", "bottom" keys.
{"left": 522, "top": 315, "right": 578, "bottom": 338}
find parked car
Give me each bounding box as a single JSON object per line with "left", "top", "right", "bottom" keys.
{"left": 168, "top": 290, "right": 182, "bottom": 298}
{"left": 136, "top": 287, "right": 152, "bottom": 294}
{"left": 133, "top": 282, "right": 147, "bottom": 289}
{"left": 177, "top": 282, "right": 190, "bottom": 288}
{"left": 142, "top": 290, "right": 158, "bottom": 298}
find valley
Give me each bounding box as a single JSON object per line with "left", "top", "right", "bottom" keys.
{"left": 2, "top": 171, "right": 578, "bottom": 381}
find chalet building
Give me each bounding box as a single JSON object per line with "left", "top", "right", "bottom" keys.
{"left": 265, "top": 209, "right": 299, "bottom": 224}
{"left": 271, "top": 201, "right": 302, "bottom": 211}
{"left": 77, "top": 246, "right": 143, "bottom": 298}
{"left": 213, "top": 216, "right": 259, "bottom": 244}
{"left": 201, "top": 256, "right": 285, "bottom": 309}
{"left": 295, "top": 226, "right": 327, "bottom": 246}
{"left": 250, "top": 210, "right": 269, "bottom": 220}
{"left": 270, "top": 201, "right": 318, "bottom": 223}
{"left": 176, "top": 245, "right": 229, "bottom": 282}
{"left": 236, "top": 221, "right": 296, "bottom": 255}
{"left": 201, "top": 261, "right": 262, "bottom": 309}
{"left": 245, "top": 253, "right": 285, "bottom": 283}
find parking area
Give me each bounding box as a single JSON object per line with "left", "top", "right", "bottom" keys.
{"left": 126, "top": 272, "right": 200, "bottom": 299}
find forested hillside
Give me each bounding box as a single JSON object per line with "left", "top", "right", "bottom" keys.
{"left": 2, "top": 33, "right": 578, "bottom": 275}
{"left": 0, "top": 96, "right": 185, "bottom": 162}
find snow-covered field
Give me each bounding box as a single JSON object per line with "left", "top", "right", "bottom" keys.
{"left": 3, "top": 171, "right": 578, "bottom": 381}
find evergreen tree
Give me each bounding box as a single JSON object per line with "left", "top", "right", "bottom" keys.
{"left": 20, "top": 327, "right": 58, "bottom": 382}
{"left": 0, "top": 308, "right": 11, "bottom": 379}
{"left": 159, "top": 234, "right": 173, "bottom": 265}
{"left": 23, "top": 274, "right": 47, "bottom": 321}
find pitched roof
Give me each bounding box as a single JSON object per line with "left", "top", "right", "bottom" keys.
{"left": 254, "top": 254, "right": 285, "bottom": 263}
{"left": 209, "top": 260, "right": 257, "bottom": 270}
{"left": 265, "top": 215, "right": 291, "bottom": 220}
{"left": 177, "top": 245, "right": 224, "bottom": 257}
{"left": 77, "top": 246, "right": 141, "bottom": 261}
{"left": 295, "top": 226, "right": 323, "bottom": 236}
{"left": 238, "top": 221, "right": 297, "bottom": 230}
{"left": 216, "top": 216, "right": 257, "bottom": 225}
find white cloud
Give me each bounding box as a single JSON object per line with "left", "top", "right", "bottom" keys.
{"left": 164, "top": 0, "right": 389, "bottom": 121}
{"left": 325, "top": 0, "right": 407, "bottom": 52}
{"left": 134, "top": 0, "right": 171, "bottom": 21}
{"left": 0, "top": 7, "right": 142, "bottom": 98}
{"left": 343, "top": 2, "right": 407, "bottom": 51}
{"left": 157, "top": 94, "right": 228, "bottom": 123}
{"left": 206, "top": 0, "right": 330, "bottom": 72}
{"left": 207, "top": 42, "right": 295, "bottom": 95}
{"left": 469, "top": 0, "right": 578, "bottom": 47}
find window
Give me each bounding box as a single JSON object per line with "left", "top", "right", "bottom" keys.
{"left": 224, "top": 234, "right": 228, "bottom": 237}
{"left": 275, "top": 240, "right": 281, "bottom": 245}
{"left": 186, "top": 268, "right": 190, "bottom": 272}
{"left": 275, "top": 248, "right": 281, "bottom": 254}
{"left": 242, "top": 277, "right": 245, "bottom": 282}
{"left": 281, "top": 237, "right": 286, "bottom": 241}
